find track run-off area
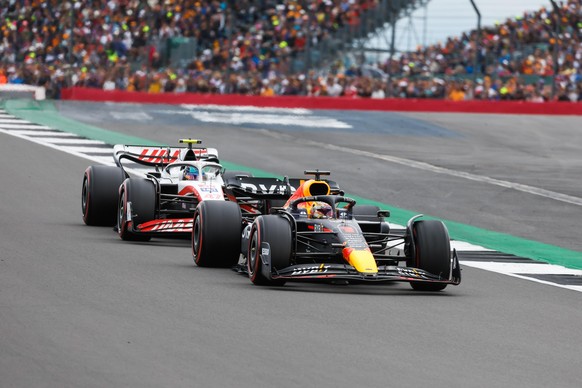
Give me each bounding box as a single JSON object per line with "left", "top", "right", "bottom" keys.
{"left": 1, "top": 98, "right": 581, "bottom": 388}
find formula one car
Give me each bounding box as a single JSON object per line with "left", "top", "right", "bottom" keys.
{"left": 192, "top": 170, "right": 461, "bottom": 291}
{"left": 81, "top": 138, "right": 226, "bottom": 241}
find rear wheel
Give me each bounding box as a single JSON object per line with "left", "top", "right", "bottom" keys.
{"left": 408, "top": 220, "right": 451, "bottom": 291}
{"left": 248, "top": 215, "right": 291, "bottom": 286}
{"left": 192, "top": 201, "right": 242, "bottom": 267}
{"left": 118, "top": 178, "right": 156, "bottom": 241}
{"left": 82, "top": 165, "right": 127, "bottom": 226}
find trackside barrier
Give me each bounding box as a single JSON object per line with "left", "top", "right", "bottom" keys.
{"left": 61, "top": 87, "right": 582, "bottom": 115}
{"left": 1, "top": 84, "right": 46, "bottom": 100}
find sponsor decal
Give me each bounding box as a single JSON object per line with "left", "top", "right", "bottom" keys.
{"left": 199, "top": 186, "right": 219, "bottom": 193}
{"left": 139, "top": 219, "right": 193, "bottom": 232}
{"left": 397, "top": 267, "right": 421, "bottom": 278}
{"left": 240, "top": 183, "right": 297, "bottom": 194}
{"left": 291, "top": 264, "right": 330, "bottom": 276}
{"left": 339, "top": 225, "right": 356, "bottom": 233}
{"left": 178, "top": 185, "right": 223, "bottom": 200}
{"left": 307, "top": 224, "right": 332, "bottom": 232}
{"left": 201, "top": 192, "right": 223, "bottom": 200}
{"left": 138, "top": 148, "right": 181, "bottom": 163}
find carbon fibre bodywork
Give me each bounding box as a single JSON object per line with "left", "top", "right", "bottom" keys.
{"left": 239, "top": 194, "right": 461, "bottom": 289}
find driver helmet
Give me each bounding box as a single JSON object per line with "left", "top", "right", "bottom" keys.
{"left": 310, "top": 202, "right": 333, "bottom": 219}
{"left": 183, "top": 166, "right": 199, "bottom": 180}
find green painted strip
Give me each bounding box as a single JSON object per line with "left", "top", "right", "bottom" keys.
{"left": 5, "top": 99, "right": 581, "bottom": 269}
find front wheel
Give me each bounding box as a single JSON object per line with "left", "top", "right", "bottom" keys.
{"left": 117, "top": 178, "right": 155, "bottom": 242}
{"left": 248, "top": 215, "right": 291, "bottom": 286}
{"left": 192, "top": 201, "right": 242, "bottom": 267}
{"left": 408, "top": 220, "right": 451, "bottom": 291}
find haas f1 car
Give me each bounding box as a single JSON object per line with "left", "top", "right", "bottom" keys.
{"left": 81, "top": 139, "right": 228, "bottom": 241}
{"left": 192, "top": 170, "right": 461, "bottom": 291}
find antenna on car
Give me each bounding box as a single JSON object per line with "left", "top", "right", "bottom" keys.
{"left": 163, "top": 145, "right": 171, "bottom": 166}
{"left": 179, "top": 138, "right": 202, "bottom": 150}
{"left": 304, "top": 169, "right": 331, "bottom": 181}
{"left": 283, "top": 176, "right": 292, "bottom": 196}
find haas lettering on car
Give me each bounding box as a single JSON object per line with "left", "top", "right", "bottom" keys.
{"left": 138, "top": 149, "right": 181, "bottom": 163}
{"left": 142, "top": 219, "right": 193, "bottom": 232}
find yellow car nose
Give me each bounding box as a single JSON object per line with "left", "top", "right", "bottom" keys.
{"left": 342, "top": 247, "right": 378, "bottom": 274}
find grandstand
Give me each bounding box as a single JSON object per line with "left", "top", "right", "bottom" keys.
{"left": 0, "top": 0, "right": 579, "bottom": 102}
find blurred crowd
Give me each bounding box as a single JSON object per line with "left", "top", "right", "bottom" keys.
{"left": 0, "top": 0, "right": 580, "bottom": 102}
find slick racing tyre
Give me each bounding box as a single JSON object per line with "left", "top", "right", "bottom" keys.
{"left": 118, "top": 178, "right": 155, "bottom": 242}
{"left": 192, "top": 201, "right": 242, "bottom": 267}
{"left": 82, "top": 165, "right": 127, "bottom": 226}
{"left": 248, "top": 215, "right": 291, "bottom": 286}
{"left": 408, "top": 220, "right": 451, "bottom": 291}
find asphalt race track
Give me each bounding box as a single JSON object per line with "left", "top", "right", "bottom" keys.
{"left": 1, "top": 100, "right": 581, "bottom": 387}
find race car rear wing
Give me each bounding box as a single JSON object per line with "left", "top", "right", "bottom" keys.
{"left": 224, "top": 176, "right": 343, "bottom": 199}
{"left": 113, "top": 144, "right": 219, "bottom": 168}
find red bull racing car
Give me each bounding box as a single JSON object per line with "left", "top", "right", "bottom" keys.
{"left": 192, "top": 170, "right": 461, "bottom": 291}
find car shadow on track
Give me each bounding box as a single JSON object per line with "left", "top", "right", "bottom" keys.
{"left": 252, "top": 284, "right": 460, "bottom": 297}
{"left": 160, "top": 262, "right": 463, "bottom": 296}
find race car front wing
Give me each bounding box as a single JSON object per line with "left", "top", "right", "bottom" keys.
{"left": 267, "top": 250, "right": 461, "bottom": 285}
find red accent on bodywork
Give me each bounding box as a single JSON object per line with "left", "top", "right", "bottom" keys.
{"left": 307, "top": 225, "right": 332, "bottom": 232}
{"left": 283, "top": 179, "right": 308, "bottom": 208}
{"left": 137, "top": 218, "right": 193, "bottom": 232}
{"left": 339, "top": 225, "right": 355, "bottom": 233}
{"left": 138, "top": 149, "right": 180, "bottom": 164}
{"left": 178, "top": 186, "right": 203, "bottom": 202}
{"left": 342, "top": 247, "right": 355, "bottom": 261}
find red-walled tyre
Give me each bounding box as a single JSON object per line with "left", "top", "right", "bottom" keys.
{"left": 192, "top": 200, "right": 242, "bottom": 267}
{"left": 408, "top": 220, "right": 451, "bottom": 291}
{"left": 248, "top": 215, "right": 291, "bottom": 286}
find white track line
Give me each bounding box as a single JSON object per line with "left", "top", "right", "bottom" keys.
{"left": 0, "top": 123, "right": 52, "bottom": 129}
{"left": 41, "top": 138, "right": 107, "bottom": 145}
{"left": 10, "top": 130, "right": 79, "bottom": 137}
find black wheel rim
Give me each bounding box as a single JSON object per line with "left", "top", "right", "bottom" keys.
{"left": 193, "top": 215, "right": 201, "bottom": 256}
{"left": 248, "top": 231, "right": 258, "bottom": 276}
{"left": 118, "top": 192, "right": 125, "bottom": 232}
{"left": 81, "top": 178, "right": 88, "bottom": 215}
